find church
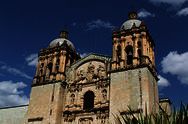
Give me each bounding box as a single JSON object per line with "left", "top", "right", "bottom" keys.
{"left": 0, "top": 12, "right": 171, "bottom": 124}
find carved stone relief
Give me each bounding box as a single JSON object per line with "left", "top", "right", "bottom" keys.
{"left": 75, "top": 61, "right": 107, "bottom": 84}
{"left": 79, "top": 117, "right": 93, "bottom": 124}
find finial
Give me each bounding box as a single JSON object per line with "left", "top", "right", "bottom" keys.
{"left": 59, "top": 30, "right": 68, "bottom": 39}
{"left": 128, "top": 11, "right": 138, "bottom": 19}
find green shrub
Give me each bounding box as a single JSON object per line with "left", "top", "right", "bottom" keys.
{"left": 116, "top": 104, "right": 188, "bottom": 124}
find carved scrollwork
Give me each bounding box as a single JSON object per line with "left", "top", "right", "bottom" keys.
{"left": 96, "top": 111, "right": 109, "bottom": 124}
{"left": 68, "top": 84, "right": 82, "bottom": 93}
{"left": 63, "top": 111, "right": 76, "bottom": 122}
{"left": 96, "top": 80, "right": 109, "bottom": 89}
{"left": 75, "top": 63, "right": 107, "bottom": 83}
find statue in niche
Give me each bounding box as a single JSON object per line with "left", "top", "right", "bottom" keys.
{"left": 102, "top": 89, "right": 107, "bottom": 101}
{"left": 77, "top": 69, "right": 86, "bottom": 83}
{"left": 97, "top": 65, "right": 106, "bottom": 79}
{"left": 86, "top": 62, "right": 97, "bottom": 81}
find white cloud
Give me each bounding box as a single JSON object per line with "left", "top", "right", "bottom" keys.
{"left": 0, "top": 64, "right": 32, "bottom": 79}
{"left": 80, "top": 53, "right": 88, "bottom": 58}
{"left": 86, "top": 19, "right": 115, "bottom": 30}
{"left": 0, "top": 80, "right": 29, "bottom": 107}
{"left": 161, "top": 51, "right": 188, "bottom": 84}
{"left": 138, "top": 9, "right": 155, "bottom": 18}
{"left": 158, "top": 75, "right": 170, "bottom": 87}
{"left": 25, "top": 53, "right": 38, "bottom": 66}
{"left": 177, "top": 7, "right": 188, "bottom": 16}
{"left": 149, "top": 0, "right": 188, "bottom": 6}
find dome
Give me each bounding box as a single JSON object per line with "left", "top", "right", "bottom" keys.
{"left": 48, "top": 31, "right": 75, "bottom": 50}
{"left": 120, "top": 11, "right": 142, "bottom": 30}
{"left": 121, "top": 19, "right": 142, "bottom": 30}
{"left": 49, "top": 38, "right": 75, "bottom": 50}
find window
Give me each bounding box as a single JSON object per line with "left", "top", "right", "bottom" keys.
{"left": 138, "top": 49, "right": 142, "bottom": 58}
{"left": 83, "top": 91, "right": 94, "bottom": 110}
{"left": 47, "top": 63, "right": 53, "bottom": 74}
{"left": 117, "top": 44, "right": 121, "bottom": 60}
{"left": 125, "top": 45, "right": 133, "bottom": 65}
{"left": 56, "top": 58, "right": 60, "bottom": 72}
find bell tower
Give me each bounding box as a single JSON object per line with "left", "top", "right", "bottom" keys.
{"left": 109, "top": 12, "right": 159, "bottom": 122}
{"left": 25, "top": 31, "right": 80, "bottom": 124}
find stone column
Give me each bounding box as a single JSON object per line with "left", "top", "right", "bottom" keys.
{"left": 59, "top": 50, "right": 67, "bottom": 73}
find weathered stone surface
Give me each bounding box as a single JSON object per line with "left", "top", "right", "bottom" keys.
{"left": 0, "top": 105, "right": 28, "bottom": 124}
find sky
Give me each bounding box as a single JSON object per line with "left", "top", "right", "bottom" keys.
{"left": 0, "top": 0, "right": 188, "bottom": 108}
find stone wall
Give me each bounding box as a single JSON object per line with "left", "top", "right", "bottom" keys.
{"left": 0, "top": 105, "right": 28, "bottom": 124}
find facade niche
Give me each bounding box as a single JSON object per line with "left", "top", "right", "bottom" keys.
{"left": 125, "top": 45, "right": 133, "bottom": 65}
{"left": 83, "top": 91, "right": 94, "bottom": 110}
{"left": 116, "top": 44, "right": 121, "bottom": 64}
{"left": 102, "top": 89, "right": 107, "bottom": 101}
{"left": 70, "top": 94, "right": 75, "bottom": 104}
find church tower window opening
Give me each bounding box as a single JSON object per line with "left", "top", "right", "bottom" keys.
{"left": 125, "top": 45, "right": 133, "bottom": 65}
{"left": 47, "top": 62, "right": 53, "bottom": 74}
{"left": 56, "top": 58, "right": 60, "bottom": 72}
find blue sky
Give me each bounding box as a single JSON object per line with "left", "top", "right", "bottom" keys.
{"left": 0, "top": 0, "right": 188, "bottom": 108}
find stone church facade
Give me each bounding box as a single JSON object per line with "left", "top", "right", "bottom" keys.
{"left": 24, "top": 12, "right": 159, "bottom": 124}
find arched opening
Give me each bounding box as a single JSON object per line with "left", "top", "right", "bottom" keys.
{"left": 83, "top": 91, "right": 94, "bottom": 110}
{"left": 56, "top": 58, "right": 60, "bottom": 72}
{"left": 137, "top": 49, "right": 142, "bottom": 58}
{"left": 126, "top": 45, "right": 133, "bottom": 65}
{"left": 47, "top": 62, "right": 53, "bottom": 74}
{"left": 116, "top": 44, "right": 121, "bottom": 63}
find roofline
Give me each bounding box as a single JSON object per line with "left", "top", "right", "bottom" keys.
{"left": 71, "top": 52, "right": 111, "bottom": 66}
{"left": 0, "top": 104, "right": 28, "bottom": 110}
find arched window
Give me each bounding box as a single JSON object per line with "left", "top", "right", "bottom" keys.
{"left": 102, "top": 89, "right": 107, "bottom": 101}
{"left": 56, "top": 58, "right": 60, "bottom": 72}
{"left": 47, "top": 62, "right": 53, "bottom": 74}
{"left": 117, "top": 44, "right": 121, "bottom": 59}
{"left": 70, "top": 94, "right": 75, "bottom": 104}
{"left": 137, "top": 41, "right": 142, "bottom": 48}
{"left": 83, "top": 91, "right": 94, "bottom": 110}
{"left": 126, "top": 45, "right": 133, "bottom": 65}
{"left": 137, "top": 49, "right": 142, "bottom": 58}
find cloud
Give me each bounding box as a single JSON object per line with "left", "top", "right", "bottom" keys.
{"left": 149, "top": 0, "right": 188, "bottom": 6}
{"left": 158, "top": 75, "right": 170, "bottom": 87}
{"left": 161, "top": 51, "right": 188, "bottom": 84}
{"left": 177, "top": 7, "right": 188, "bottom": 16}
{"left": 138, "top": 9, "right": 155, "bottom": 18}
{"left": 25, "top": 53, "right": 38, "bottom": 66}
{"left": 0, "top": 80, "right": 29, "bottom": 107}
{"left": 0, "top": 64, "right": 32, "bottom": 80}
{"left": 80, "top": 53, "right": 88, "bottom": 58}
{"left": 86, "top": 19, "right": 115, "bottom": 30}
